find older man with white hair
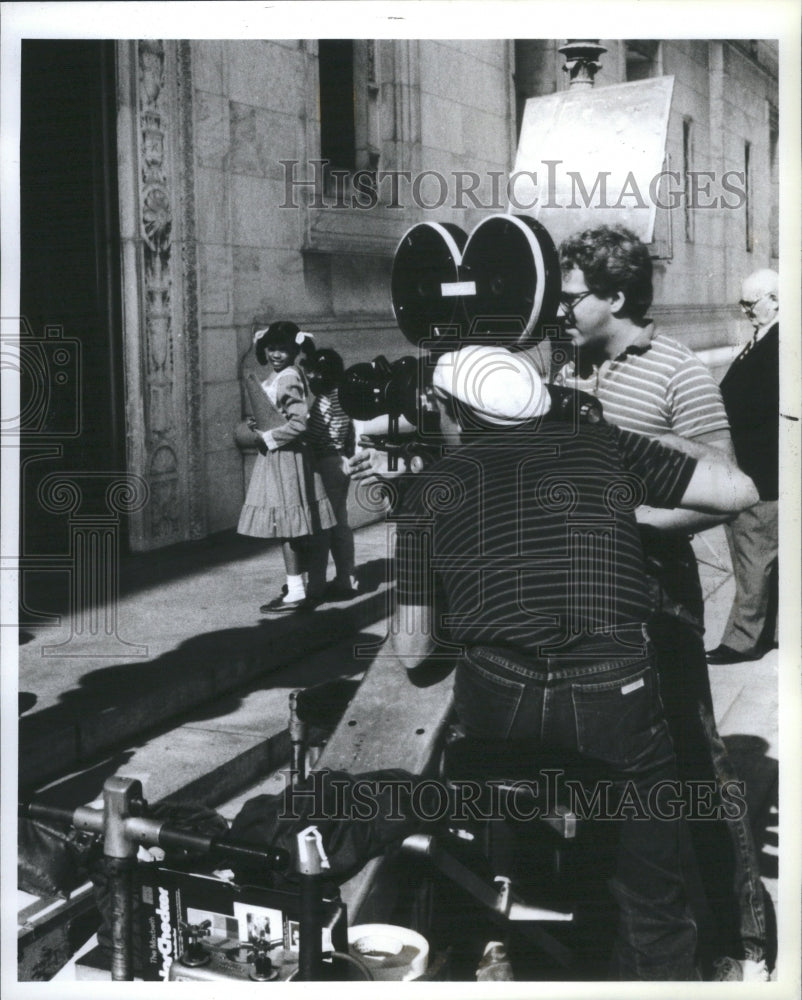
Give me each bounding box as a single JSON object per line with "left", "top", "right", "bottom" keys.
{"left": 354, "top": 344, "right": 758, "bottom": 980}
{"left": 706, "top": 269, "right": 779, "bottom": 665}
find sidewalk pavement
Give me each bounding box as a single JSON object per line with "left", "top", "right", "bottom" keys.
{"left": 16, "top": 517, "right": 781, "bottom": 975}
{"left": 17, "top": 518, "right": 779, "bottom": 815}
{"left": 691, "top": 527, "right": 779, "bottom": 930}
{"left": 17, "top": 517, "right": 396, "bottom": 790}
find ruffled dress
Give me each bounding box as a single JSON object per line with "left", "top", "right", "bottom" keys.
{"left": 237, "top": 366, "right": 336, "bottom": 539}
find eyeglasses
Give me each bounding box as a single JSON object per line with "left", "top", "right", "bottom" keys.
{"left": 559, "top": 290, "right": 594, "bottom": 310}
{"left": 739, "top": 292, "right": 769, "bottom": 313}
{"left": 559, "top": 290, "right": 594, "bottom": 326}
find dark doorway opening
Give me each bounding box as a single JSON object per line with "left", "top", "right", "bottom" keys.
{"left": 19, "top": 40, "right": 126, "bottom": 610}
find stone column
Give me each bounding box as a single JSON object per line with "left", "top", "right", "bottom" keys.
{"left": 116, "top": 40, "right": 205, "bottom": 551}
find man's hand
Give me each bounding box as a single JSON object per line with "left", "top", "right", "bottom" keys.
{"left": 348, "top": 440, "right": 407, "bottom": 481}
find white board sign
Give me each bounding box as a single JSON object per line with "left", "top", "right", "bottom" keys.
{"left": 510, "top": 76, "right": 675, "bottom": 245}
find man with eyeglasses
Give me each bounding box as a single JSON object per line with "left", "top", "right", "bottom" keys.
{"left": 706, "top": 269, "right": 779, "bottom": 665}
{"left": 552, "top": 225, "right": 769, "bottom": 982}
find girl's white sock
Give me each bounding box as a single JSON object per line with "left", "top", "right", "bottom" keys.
{"left": 285, "top": 574, "right": 306, "bottom": 602}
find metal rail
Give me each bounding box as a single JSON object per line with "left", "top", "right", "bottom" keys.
{"left": 20, "top": 775, "right": 289, "bottom": 980}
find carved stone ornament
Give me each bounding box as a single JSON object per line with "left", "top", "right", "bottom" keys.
{"left": 117, "top": 40, "right": 204, "bottom": 549}
{"left": 139, "top": 40, "right": 165, "bottom": 105}
{"left": 142, "top": 186, "right": 172, "bottom": 252}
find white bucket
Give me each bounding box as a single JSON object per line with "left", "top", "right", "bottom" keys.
{"left": 347, "top": 923, "right": 429, "bottom": 981}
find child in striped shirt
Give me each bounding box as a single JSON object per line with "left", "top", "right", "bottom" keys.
{"left": 303, "top": 348, "right": 358, "bottom": 601}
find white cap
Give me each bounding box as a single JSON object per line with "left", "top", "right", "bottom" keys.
{"left": 432, "top": 345, "right": 551, "bottom": 426}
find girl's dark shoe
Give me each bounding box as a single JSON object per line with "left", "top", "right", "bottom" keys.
{"left": 260, "top": 595, "right": 315, "bottom": 615}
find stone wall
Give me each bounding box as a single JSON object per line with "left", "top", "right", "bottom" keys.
{"left": 189, "top": 39, "right": 515, "bottom": 535}
{"left": 119, "top": 38, "right": 777, "bottom": 546}
{"left": 590, "top": 40, "right": 777, "bottom": 352}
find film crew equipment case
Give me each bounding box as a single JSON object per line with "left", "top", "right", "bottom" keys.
{"left": 134, "top": 865, "right": 347, "bottom": 981}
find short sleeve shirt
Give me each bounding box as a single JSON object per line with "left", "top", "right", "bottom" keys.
{"left": 394, "top": 422, "right": 696, "bottom": 656}
{"left": 553, "top": 331, "right": 730, "bottom": 442}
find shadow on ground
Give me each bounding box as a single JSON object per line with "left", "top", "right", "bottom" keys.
{"left": 19, "top": 526, "right": 391, "bottom": 622}
{"left": 19, "top": 577, "right": 392, "bottom": 793}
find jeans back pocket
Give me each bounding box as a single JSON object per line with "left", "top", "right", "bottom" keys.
{"left": 454, "top": 650, "right": 526, "bottom": 740}
{"left": 571, "top": 663, "right": 669, "bottom": 770}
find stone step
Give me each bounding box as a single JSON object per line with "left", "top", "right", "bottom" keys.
{"left": 25, "top": 627, "right": 379, "bottom": 820}
{"left": 18, "top": 627, "right": 381, "bottom": 981}
{"left": 19, "top": 522, "right": 394, "bottom": 791}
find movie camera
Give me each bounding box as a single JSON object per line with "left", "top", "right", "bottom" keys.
{"left": 338, "top": 214, "right": 601, "bottom": 470}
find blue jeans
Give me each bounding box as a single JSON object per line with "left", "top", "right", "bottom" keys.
{"left": 453, "top": 634, "right": 698, "bottom": 981}
{"left": 648, "top": 614, "right": 767, "bottom": 964}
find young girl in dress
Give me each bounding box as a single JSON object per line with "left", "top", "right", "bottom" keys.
{"left": 237, "top": 321, "right": 335, "bottom": 613}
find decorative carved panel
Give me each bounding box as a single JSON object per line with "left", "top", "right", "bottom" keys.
{"left": 116, "top": 40, "right": 204, "bottom": 550}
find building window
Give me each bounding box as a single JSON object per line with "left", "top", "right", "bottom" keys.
{"left": 682, "top": 117, "right": 694, "bottom": 243}
{"left": 744, "top": 140, "right": 753, "bottom": 253}
{"left": 318, "top": 40, "right": 357, "bottom": 172}
{"left": 625, "top": 41, "right": 661, "bottom": 81}
{"left": 302, "top": 39, "right": 402, "bottom": 254}
{"left": 317, "top": 39, "right": 380, "bottom": 202}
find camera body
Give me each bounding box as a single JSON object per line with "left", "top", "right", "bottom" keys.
{"left": 339, "top": 214, "right": 601, "bottom": 471}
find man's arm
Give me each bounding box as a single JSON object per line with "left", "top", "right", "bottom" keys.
{"left": 655, "top": 430, "right": 736, "bottom": 463}
{"left": 636, "top": 430, "right": 741, "bottom": 531}
{"left": 677, "top": 452, "right": 758, "bottom": 513}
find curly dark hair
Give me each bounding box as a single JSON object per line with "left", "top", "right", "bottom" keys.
{"left": 305, "top": 347, "right": 345, "bottom": 382}
{"left": 254, "top": 321, "right": 301, "bottom": 366}
{"left": 559, "top": 225, "right": 653, "bottom": 320}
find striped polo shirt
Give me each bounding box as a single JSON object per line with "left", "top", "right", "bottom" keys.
{"left": 553, "top": 330, "right": 730, "bottom": 442}
{"left": 394, "top": 422, "right": 696, "bottom": 659}
{"left": 307, "top": 387, "right": 354, "bottom": 457}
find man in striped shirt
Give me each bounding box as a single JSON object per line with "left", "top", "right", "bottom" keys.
{"left": 384, "top": 344, "right": 757, "bottom": 980}
{"left": 553, "top": 225, "right": 769, "bottom": 982}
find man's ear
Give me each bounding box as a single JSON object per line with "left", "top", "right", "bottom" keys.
{"left": 609, "top": 289, "right": 627, "bottom": 316}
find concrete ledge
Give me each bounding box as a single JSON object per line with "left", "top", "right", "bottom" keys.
{"left": 20, "top": 587, "right": 390, "bottom": 790}
{"left": 18, "top": 629, "right": 377, "bottom": 982}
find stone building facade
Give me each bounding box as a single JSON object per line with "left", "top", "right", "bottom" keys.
{"left": 20, "top": 38, "right": 780, "bottom": 552}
